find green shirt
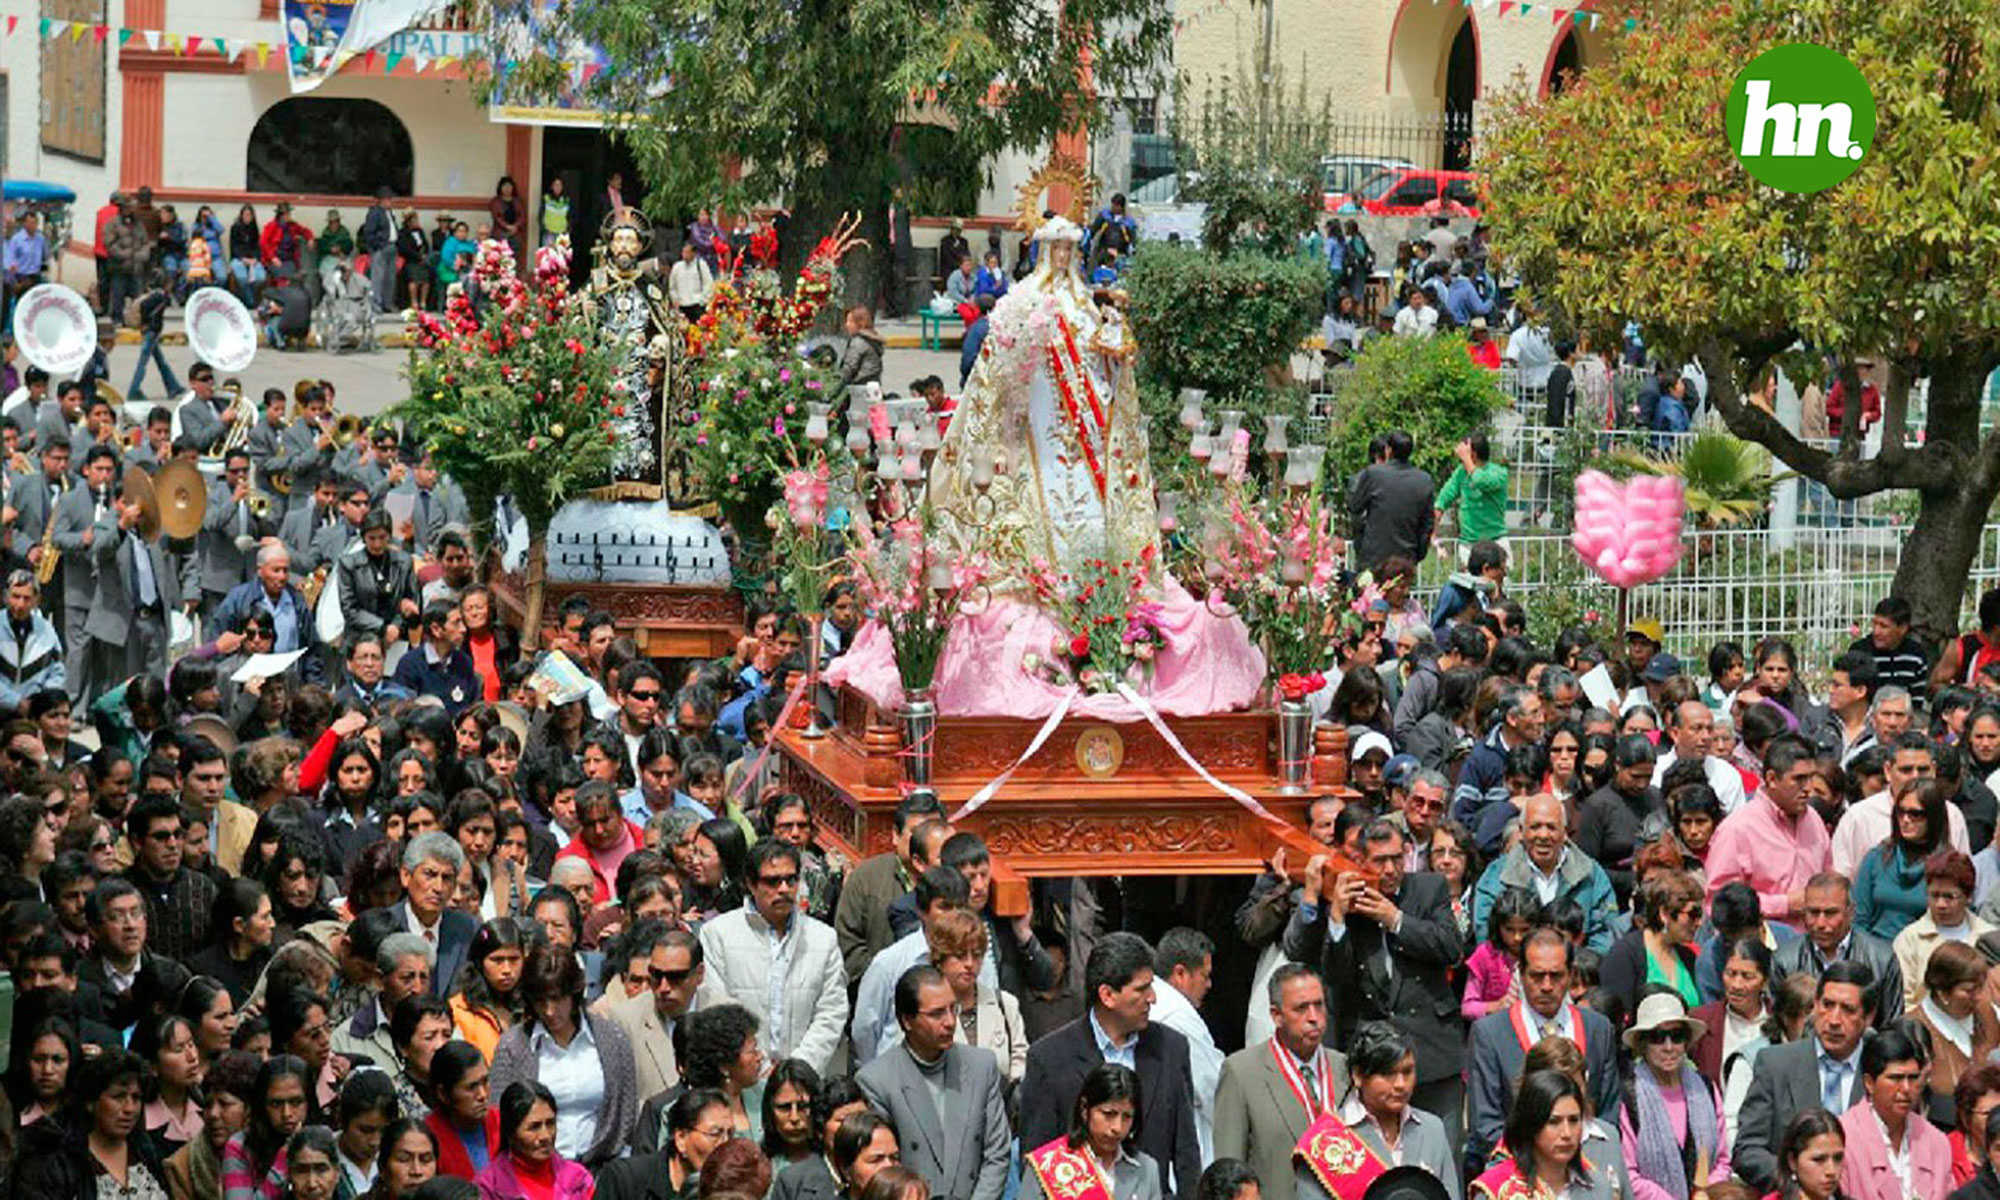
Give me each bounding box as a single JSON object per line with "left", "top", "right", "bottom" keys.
{"left": 1437, "top": 461, "right": 1509, "bottom": 542}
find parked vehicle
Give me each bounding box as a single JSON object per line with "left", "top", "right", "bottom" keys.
{"left": 1332, "top": 168, "right": 1485, "bottom": 218}
{"left": 1320, "top": 155, "right": 1413, "bottom": 208}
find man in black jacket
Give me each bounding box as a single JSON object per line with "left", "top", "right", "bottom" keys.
{"left": 1346, "top": 428, "right": 1435, "bottom": 571}
{"left": 1019, "top": 933, "right": 1202, "bottom": 1199}
{"left": 1282, "top": 817, "right": 1467, "bottom": 1151}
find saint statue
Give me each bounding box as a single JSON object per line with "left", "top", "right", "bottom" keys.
{"left": 587, "top": 210, "right": 685, "bottom": 501}
{"left": 928, "top": 215, "right": 1159, "bottom": 582}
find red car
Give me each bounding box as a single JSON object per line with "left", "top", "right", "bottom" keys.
{"left": 1334, "top": 168, "right": 1485, "bottom": 218}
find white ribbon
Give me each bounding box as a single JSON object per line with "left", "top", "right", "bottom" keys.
{"left": 949, "top": 688, "right": 1078, "bottom": 821}
{"left": 1116, "top": 682, "right": 1286, "bottom": 826}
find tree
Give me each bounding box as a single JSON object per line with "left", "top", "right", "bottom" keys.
{"left": 1482, "top": 0, "right": 2000, "bottom": 643}
{"left": 529, "top": 0, "right": 1175, "bottom": 296}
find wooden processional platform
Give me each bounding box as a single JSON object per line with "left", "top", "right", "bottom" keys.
{"left": 778, "top": 684, "right": 1346, "bottom": 901}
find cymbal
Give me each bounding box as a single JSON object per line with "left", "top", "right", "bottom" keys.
{"left": 154, "top": 458, "right": 208, "bottom": 541}
{"left": 121, "top": 465, "right": 161, "bottom": 541}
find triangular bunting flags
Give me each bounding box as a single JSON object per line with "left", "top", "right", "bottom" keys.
{"left": 385, "top": 51, "right": 403, "bottom": 72}
{"left": 117, "top": 27, "right": 131, "bottom": 44}
{"left": 1623, "top": 16, "right": 1636, "bottom": 29}
{"left": 142, "top": 28, "right": 158, "bottom": 49}
{"left": 436, "top": 55, "right": 456, "bottom": 70}
{"left": 225, "top": 38, "right": 242, "bottom": 61}
{"left": 6, "top": 16, "right": 17, "bottom": 34}
{"left": 36, "top": 18, "right": 48, "bottom": 36}
{"left": 412, "top": 51, "right": 430, "bottom": 72}
{"left": 1550, "top": 8, "right": 1566, "bottom": 24}
{"left": 255, "top": 41, "right": 271, "bottom": 66}
{"left": 362, "top": 48, "right": 377, "bottom": 69}
{"left": 164, "top": 33, "right": 180, "bottom": 52}
{"left": 1498, "top": 1, "right": 1513, "bottom": 14}
{"left": 67, "top": 21, "right": 86, "bottom": 41}
{"left": 91, "top": 23, "right": 107, "bottom": 41}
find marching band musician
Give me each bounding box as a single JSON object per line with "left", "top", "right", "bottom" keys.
{"left": 270, "top": 382, "right": 337, "bottom": 514}
{"left": 0, "top": 569, "right": 66, "bottom": 714}
{"left": 244, "top": 386, "right": 288, "bottom": 476}
{"left": 1, "top": 365, "right": 48, "bottom": 447}
{"left": 85, "top": 465, "right": 178, "bottom": 680}
{"left": 170, "top": 362, "right": 237, "bottom": 451}
{"left": 123, "top": 406, "right": 173, "bottom": 473}
{"left": 10, "top": 437, "right": 70, "bottom": 593}
{"left": 389, "top": 450, "right": 470, "bottom": 555}
{"left": 51, "top": 445, "right": 116, "bottom": 703}
{"left": 307, "top": 476, "right": 372, "bottom": 574}
{"left": 34, "top": 378, "right": 83, "bottom": 458}
{"left": 279, "top": 472, "right": 341, "bottom": 568}
{"left": 195, "top": 446, "right": 277, "bottom": 620}
{"left": 354, "top": 423, "right": 403, "bottom": 500}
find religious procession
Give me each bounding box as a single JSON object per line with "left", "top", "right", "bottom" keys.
{"left": 0, "top": 3, "right": 1982, "bottom": 1200}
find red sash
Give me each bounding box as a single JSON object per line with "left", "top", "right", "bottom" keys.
{"left": 1270, "top": 1039, "right": 1339, "bottom": 1120}
{"left": 1027, "top": 1138, "right": 1116, "bottom": 1200}
{"left": 1509, "top": 1001, "right": 1587, "bottom": 1057}
{"left": 1293, "top": 1112, "right": 1388, "bottom": 1200}
{"left": 1471, "top": 1161, "right": 1546, "bottom": 1200}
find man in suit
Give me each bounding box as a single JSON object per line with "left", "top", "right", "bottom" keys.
{"left": 243, "top": 388, "right": 288, "bottom": 478}
{"left": 388, "top": 452, "right": 470, "bottom": 555}
{"left": 336, "top": 508, "right": 419, "bottom": 646}
{"left": 269, "top": 383, "right": 336, "bottom": 515}
{"left": 50, "top": 446, "right": 111, "bottom": 699}
{"left": 1735, "top": 959, "right": 1878, "bottom": 1192}
{"left": 34, "top": 380, "right": 82, "bottom": 466}
{"left": 11, "top": 436, "right": 70, "bottom": 589}
{"left": 195, "top": 448, "right": 275, "bottom": 619}
{"left": 1213, "top": 964, "right": 1351, "bottom": 1200}
{"left": 278, "top": 473, "right": 341, "bottom": 568}
{"left": 857, "top": 964, "right": 1011, "bottom": 1200}
{"left": 1337, "top": 1023, "right": 1460, "bottom": 1200}
{"left": 85, "top": 470, "right": 178, "bottom": 681}
{"left": 312, "top": 479, "right": 372, "bottom": 575}
{"left": 1772, "top": 871, "right": 1906, "bottom": 1025}
{"left": 170, "top": 362, "right": 235, "bottom": 453}
{"left": 835, "top": 790, "right": 945, "bottom": 983}
{"left": 1019, "top": 932, "right": 1201, "bottom": 1200}
{"left": 1465, "top": 927, "right": 1621, "bottom": 1170}
{"left": 1346, "top": 429, "right": 1435, "bottom": 570}
{"left": 1283, "top": 817, "right": 1467, "bottom": 1149}
{"left": 78, "top": 876, "right": 175, "bottom": 1032}
{"left": 610, "top": 922, "right": 704, "bottom": 1104}
{"left": 374, "top": 831, "right": 478, "bottom": 997}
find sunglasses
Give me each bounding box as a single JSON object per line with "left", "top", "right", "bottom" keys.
{"left": 1641, "top": 1027, "right": 1690, "bottom": 1046}
{"left": 628, "top": 689, "right": 662, "bottom": 702}
{"left": 649, "top": 966, "right": 693, "bottom": 986}
{"left": 757, "top": 872, "right": 799, "bottom": 888}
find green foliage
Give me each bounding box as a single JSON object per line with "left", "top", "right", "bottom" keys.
{"left": 1324, "top": 334, "right": 1509, "bottom": 504}
{"left": 397, "top": 245, "right": 621, "bottom": 535}
{"left": 1603, "top": 427, "right": 1780, "bottom": 528}
{"left": 527, "top": 0, "right": 1171, "bottom": 258}
{"left": 1173, "top": 54, "right": 1330, "bottom": 256}
{"left": 684, "top": 345, "right": 839, "bottom": 535}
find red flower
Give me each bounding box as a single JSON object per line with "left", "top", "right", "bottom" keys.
{"left": 1068, "top": 635, "right": 1092, "bottom": 659}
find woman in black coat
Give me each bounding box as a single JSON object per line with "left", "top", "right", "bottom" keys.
{"left": 1598, "top": 870, "right": 1705, "bottom": 1017}
{"left": 14, "top": 1048, "right": 168, "bottom": 1200}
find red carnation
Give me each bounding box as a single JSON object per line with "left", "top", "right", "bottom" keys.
{"left": 1068, "top": 634, "right": 1092, "bottom": 659}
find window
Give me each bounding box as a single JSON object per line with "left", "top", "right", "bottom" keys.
{"left": 1443, "top": 177, "right": 1481, "bottom": 207}
{"left": 1124, "top": 96, "right": 1159, "bottom": 137}
{"left": 247, "top": 98, "right": 413, "bottom": 195}
{"left": 1386, "top": 175, "right": 1439, "bottom": 207}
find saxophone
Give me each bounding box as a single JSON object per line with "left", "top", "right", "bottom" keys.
{"left": 33, "top": 502, "right": 58, "bottom": 586}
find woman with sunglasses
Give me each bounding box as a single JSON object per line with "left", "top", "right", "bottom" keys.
{"left": 1617, "top": 993, "right": 1727, "bottom": 1200}
{"left": 1855, "top": 780, "right": 1952, "bottom": 941}
{"left": 1599, "top": 871, "right": 1704, "bottom": 1014}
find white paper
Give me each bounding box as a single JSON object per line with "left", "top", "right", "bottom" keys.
{"left": 1578, "top": 662, "right": 1619, "bottom": 711}
{"left": 231, "top": 649, "right": 307, "bottom": 683}
{"left": 383, "top": 491, "right": 417, "bottom": 531}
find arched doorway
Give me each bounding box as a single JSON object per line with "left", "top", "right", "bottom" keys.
{"left": 247, "top": 98, "right": 414, "bottom": 194}
{"left": 1443, "top": 19, "right": 1476, "bottom": 169}
{"left": 1547, "top": 29, "right": 1582, "bottom": 95}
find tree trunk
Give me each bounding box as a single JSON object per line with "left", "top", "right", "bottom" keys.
{"left": 1893, "top": 481, "right": 2000, "bottom": 649}
{"left": 522, "top": 530, "right": 550, "bottom": 655}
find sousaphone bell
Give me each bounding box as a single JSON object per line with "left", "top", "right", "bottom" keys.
{"left": 153, "top": 459, "right": 209, "bottom": 541}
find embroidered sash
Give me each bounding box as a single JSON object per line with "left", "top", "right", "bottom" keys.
{"left": 1044, "top": 313, "right": 1109, "bottom": 499}
{"left": 1292, "top": 1113, "right": 1388, "bottom": 1200}
{"left": 1271, "top": 1039, "right": 1339, "bottom": 1120}
{"left": 1510, "top": 1000, "right": 1587, "bottom": 1056}
{"left": 1027, "top": 1138, "right": 1115, "bottom": 1200}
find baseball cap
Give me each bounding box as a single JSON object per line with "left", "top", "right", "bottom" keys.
{"left": 1350, "top": 730, "right": 1394, "bottom": 762}
{"left": 1626, "top": 617, "right": 1665, "bottom": 645}
{"left": 1640, "top": 652, "right": 1683, "bottom": 683}
{"left": 1383, "top": 753, "right": 1421, "bottom": 791}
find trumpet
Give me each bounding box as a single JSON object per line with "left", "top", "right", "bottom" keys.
{"left": 331, "top": 414, "right": 365, "bottom": 449}
{"left": 248, "top": 493, "right": 274, "bottom": 521}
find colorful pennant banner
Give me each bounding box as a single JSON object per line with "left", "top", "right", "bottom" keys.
{"left": 3, "top": 12, "right": 475, "bottom": 75}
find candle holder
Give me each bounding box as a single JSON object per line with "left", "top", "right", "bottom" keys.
{"left": 1263, "top": 413, "right": 1290, "bottom": 458}
{"left": 1156, "top": 490, "right": 1180, "bottom": 534}
{"left": 1177, "top": 388, "right": 1208, "bottom": 431}
{"left": 805, "top": 402, "right": 831, "bottom": 446}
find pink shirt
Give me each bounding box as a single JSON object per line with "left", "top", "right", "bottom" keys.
{"left": 1619, "top": 1082, "right": 1731, "bottom": 1200}
{"left": 1461, "top": 940, "right": 1516, "bottom": 1022}
{"left": 1704, "top": 792, "right": 1831, "bottom": 925}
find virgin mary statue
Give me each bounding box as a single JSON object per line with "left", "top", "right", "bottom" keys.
{"left": 927, "top": 215, "right": 1157, "bottom": 579}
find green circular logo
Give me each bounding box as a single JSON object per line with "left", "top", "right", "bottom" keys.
{"left": 1725, "top": 43, "right": 1876, "bottom": 193}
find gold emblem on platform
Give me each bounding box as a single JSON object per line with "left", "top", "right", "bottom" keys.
{"left": 1074, "top": 726, "right": 1125, "bottom": 778}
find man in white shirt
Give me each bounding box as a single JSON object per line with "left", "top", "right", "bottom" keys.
{"left": 1150, "top": 928, "right": 1223, "bottom": 1163}
{"left": 668, "top": 241, "right": 715, "bottom": 321}
{"left": 1832, "top": 735, "right": 1968, "bottom": 876}
{"left": 1652, "top": 699, "right": 1748, "bottom": 813}
{"left": 1504, "top": 311, "right": 1554, "bottom": 393}
{"left": 1392, "top": 287, "right": 1438, "bottom": 339}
